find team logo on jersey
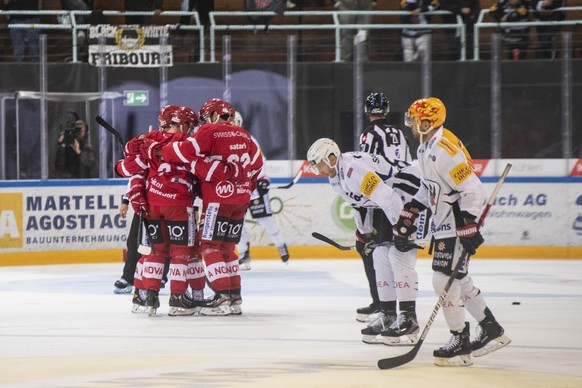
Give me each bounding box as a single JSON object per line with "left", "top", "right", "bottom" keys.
{"left": 347, "top": 167, "right": 353, "bottom": 178}
{"left": 449, "top": 162, "right": 472, "bottom": 185}
{"left": 215, "top": 181, "right": 235, "bottom": 198}
{"left": 360, "top": 172, "right": 381, "bottom": 197}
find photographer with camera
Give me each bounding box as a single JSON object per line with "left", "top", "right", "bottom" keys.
{"left": 54, "top": 117, "right": 97, "bottom": 179}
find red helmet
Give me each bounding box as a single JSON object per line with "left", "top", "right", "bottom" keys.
{"left": 157, "top": 104, "right": 181, "bottom": 128}
{"left": 199, "top": 98, "right": 235, "bottom": 124}
{"left": 176, "top": 106, "right": 199, "bottom": 133}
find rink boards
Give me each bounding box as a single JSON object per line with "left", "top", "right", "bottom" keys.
{"left": 1, "top": 159, "right": 581, "bottom": 265}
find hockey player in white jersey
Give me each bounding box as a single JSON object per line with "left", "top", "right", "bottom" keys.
{"left": 354, "top": 92, "right": 415, "bottom": 323}
{"left": 307, "top": 138, "right": 424, "bottom": 346}
{"left": 394, "top": 97, "right": 511, "bottom": 366}
{"left": 234, "top": 112, "right": 289, "bottom": 270}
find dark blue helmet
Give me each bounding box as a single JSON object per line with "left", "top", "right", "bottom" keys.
{"left": 365, "top": 92, "right": 389, "bottom": 116}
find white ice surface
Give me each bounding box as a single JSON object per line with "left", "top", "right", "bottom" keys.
{"left": 1, "top": 258, "right": 581, "bottom": 387}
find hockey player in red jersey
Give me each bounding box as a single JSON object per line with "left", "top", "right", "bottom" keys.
{"left": 116, "top": 104, "right": 244, "bottom": 316}
{"left": 159, "top": 98, "right": 264, "bottom": 316}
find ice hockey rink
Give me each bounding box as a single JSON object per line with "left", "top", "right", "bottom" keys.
{"left": 1, "top": 258, "right": 581, "bottom": 388}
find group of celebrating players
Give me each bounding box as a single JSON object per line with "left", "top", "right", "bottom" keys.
{"left": 306, "top": 93, "right": 511, "bottom": 367}
{"left": 115, "top": 92, "right": 511, "bottom": 367}
{"left": 115, "top": 98, "right": 263, "bottom": 317}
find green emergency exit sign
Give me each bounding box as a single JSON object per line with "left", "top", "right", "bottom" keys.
{"left": 123, "top": 91, "right": 149, "bottom": 106}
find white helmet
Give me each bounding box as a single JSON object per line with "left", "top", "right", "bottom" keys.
{"left": 306, "top": 138, "right": 340, "bottom": 174}
{"left": 234, "top": 111, "right": 243, "bottom": 127}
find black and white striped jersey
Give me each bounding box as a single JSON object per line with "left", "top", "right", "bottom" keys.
{"left": 359, "top": 119, "right": 412, "bottom": 169}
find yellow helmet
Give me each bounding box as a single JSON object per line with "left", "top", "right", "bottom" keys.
{"left": 405, "top": 97, "right": 446, "bottom": 130}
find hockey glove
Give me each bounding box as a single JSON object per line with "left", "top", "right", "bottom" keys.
{"left": 356, "top": 230, "right": 376, "bottom": 255}
{"left": 225, "top": 161, "right": 249, "bottom": 183}
{"left": 140, "top": 139, "right": 162, "bottom": 161}
{"left": 393, "top": 202, "right": 423, "bottom": 253}
{"left": 457, "top": 220, "right": 484, "bottom": 256}
{"left": 127, "top": 191, "right": 148, "bottom": 215}
{"left": 257, "top": 178, "right": 270, "bottom": 196}
{"left": 123, "top": 136, "right": 144, "bottom": 158}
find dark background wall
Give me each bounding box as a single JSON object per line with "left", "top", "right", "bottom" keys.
{"left": 1, "top": 60, "right": 581, "bottom": 179}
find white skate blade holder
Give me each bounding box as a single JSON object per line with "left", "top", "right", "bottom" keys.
{"left": 381, "top": 334, "right": 419, "bottom": 347}
{"left": 362, "top": 335, "right": 385, "bottom": 345}
{"left": 434, "top": 354, "right": 473, "bottom": 367}
{"left": 473, "top": 334, "right": 512, "bottom": 357}
{"left": 131, "top": 305, "right": 147, "bottom": 314}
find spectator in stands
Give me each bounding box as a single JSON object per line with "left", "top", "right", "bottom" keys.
{"left": 489, "top": 0, "right": 530, "bottom": 60}
{"left": 533, "top": 0, "right": 565, "bottom": 59}
{"left": 124, "top": 0, "right": 162, "bottom": 25}
{"left": 334, "top": 0, "right": 376, "bottom": 61}
{"left": 400, "top": 0, "right": 438, "bottom": 62}
{"left": 60, "top": 0, "right": 90, "bottom": 59}
{"left": 1, "top": 0, "right": 40, "bottom": 62}
{"left": 178, "top": 0, "right": 215, "bottom": 62}
{"left": 438, "top": 1, "right": 481, "bottom": 60}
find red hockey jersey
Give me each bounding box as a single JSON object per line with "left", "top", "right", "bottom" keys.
{"left": 160, "top": 122, "right": 263, "bottom": 205}
{"left": 115, "top": 131, "right": 236, "bottom": 207}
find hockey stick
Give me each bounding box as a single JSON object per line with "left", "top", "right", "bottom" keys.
{"left": 136, "top": 212, "right": 152, "bottom": 255}
{"left": 95, "top": 115, "right": 125, "bottom": 148}
{"left": 312, "top": 232, "right": 428, "bottom": 251}
{"left": 377, "top": 163, "right": 512, "bottom": 370}
{"left": 312, "top": 232, "right": 355, "bottom": 250}
{"left": 275, "top": 169, "right": 303, "bottom": 189}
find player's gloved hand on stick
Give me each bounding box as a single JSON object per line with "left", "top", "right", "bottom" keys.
{"left": 356, "top": 230, "right": 376, "bottom": 255}
{"left": 393, "top": 201, "right": 424, "bottom": 252}
{"left": 456, "top": 219, "right": 484, "bottom": 256}
{"left": 127, "top": 191, "right": 148, "bottom": 216}
{"left": 257, "top": 178, "right": 270, "bottom": 195}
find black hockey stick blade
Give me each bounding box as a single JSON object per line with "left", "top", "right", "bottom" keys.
{"left": 275, "top": 169, "right": 303, "bottom": 189}
{"left": 311, "top": 232, "right": 354, "bottom": 250}
{"left": 95, "top": 115, "right": 125, "bottom": 148}
{"left": 378, "top": 344, "right": 421, "bottom": 370}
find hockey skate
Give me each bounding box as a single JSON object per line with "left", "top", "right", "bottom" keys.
{"left": 200, "top": 292, "right": 231, "bottom": 316}
{"left": 114, "top": 278, "right": 133, "bottom": 294}
{"left": 434, "top": 322, "right": 473, "bottom": 367}
{"left": 380, "top": 311, "right": 420, "bottom": 346}
{"left": 131, "top": 288, "right": 148, "bottom": 313}
{"left": 356, "top": 303, "right": 380, "bottom": 323}
{"left": 361, "top": 311, "right": 396, "bottom": 344}
{"left": 471, "top": 308, "right": 511, "bottom": 357}
{"left": 168, "top": 293, "right": 198, "bottom": 316}
{"left": 278, "top": 244, "right": 289, "bottom": 263}
{"left": 230, "top": 294, "right": 243, "bottom": 315}
{"left": 239, "top": 251, "right": 251, "bottom": 271}
{"left": 145, "top": 289, "right": 160, "bottom": 317}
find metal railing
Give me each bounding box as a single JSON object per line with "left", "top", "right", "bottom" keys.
{"left": 208, "top": 10, "right": 465, "bottom": 62}
{"left": 0, "top": 10, "right": 205, "bottom": 62}
{"left": 474, "top": 6, "right": 582, "bottom": 60}
{"left": 3, "top": 8, "right": 582, "bottom": 62}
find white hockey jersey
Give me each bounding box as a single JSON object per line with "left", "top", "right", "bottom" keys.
{"left": 413, "top": 127, "right": 486, "bottom": 239}
{"left": 329, "top": 152, "right": 421, "bottom": 235}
